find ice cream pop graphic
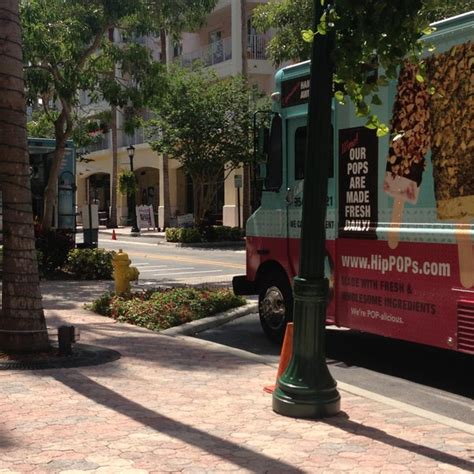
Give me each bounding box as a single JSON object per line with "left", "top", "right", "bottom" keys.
{"left": 426, "top": 42, "right": 474, "bottom": 288}
{"left": 384, "top": 63, "right": 431, "bottom": 249}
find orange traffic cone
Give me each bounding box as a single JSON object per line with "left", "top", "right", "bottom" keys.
{"left": 264, "top": 322, "right": 293, "bottom": 394}
{"left": 111, "top": 229, "right": 117, "bottom": 240}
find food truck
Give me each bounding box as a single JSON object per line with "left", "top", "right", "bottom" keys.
{"left": 28, "top": 138, "right": 76, "bottom": 230}
{"left": 233, "top": 12, "right": 474, "bottom": 355}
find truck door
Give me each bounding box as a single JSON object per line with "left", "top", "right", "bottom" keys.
{"left": 286, "top": 115, "right": 307, "bottom": 276}
{"left": 285, "top": 115, "right": 337, "bottom": 323}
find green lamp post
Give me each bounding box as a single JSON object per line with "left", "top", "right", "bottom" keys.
{"left": 272, "top": 1, "right": 341, "bottom": 418}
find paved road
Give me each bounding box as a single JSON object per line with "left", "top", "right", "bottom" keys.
{"left": 99, "top": 237, "right": 245, "bottom": 287}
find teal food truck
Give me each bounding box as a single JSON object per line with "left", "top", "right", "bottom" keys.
{"left": 233, "top": 12, "right": 474, "bottom": 355}
{"left": 28, "top": 138, "right": 76, "bottom": 230}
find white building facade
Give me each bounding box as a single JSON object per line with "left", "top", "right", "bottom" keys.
{"left": 76, "top": 0, "right": 278, "bottom": 229}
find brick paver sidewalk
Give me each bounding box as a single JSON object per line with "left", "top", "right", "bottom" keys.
{"left": 0, "top": 282, "right": 473, "bottom": 473}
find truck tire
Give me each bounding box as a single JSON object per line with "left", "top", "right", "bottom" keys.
{"left": 258, "top": 270, "right": 293, "bottom": 343}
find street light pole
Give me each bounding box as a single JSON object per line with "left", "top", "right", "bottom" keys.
{"left": 127, "top": 145, "right": 140, "bottom": 234}
{"left": 272, "top": 1, "right": 340, "bottom": 418}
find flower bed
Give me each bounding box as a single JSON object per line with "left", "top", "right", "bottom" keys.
{"left": 89, "top": 287, "right": 246, "bottom": 331}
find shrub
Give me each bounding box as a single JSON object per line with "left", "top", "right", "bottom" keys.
{"left": 89, "top": 292, "right": 113, "bottom": 315}
{"left": 166, "top": 227, "right": 202, "bottom": 243}
{"left": 165, "top": 227, "right": 178, "bottom": 242}
{"left": 212, "top": 225, "right": 231, "bottom": 242}
{"left": 230, "top": 226, "right": 245, "bottom": 241}
{"left": 35, "top": 228, "right": 75, "bottom": 274}
{"left": 90, "top": 287, "right": 246, "bottom": 331}
{"left": 66, "top": 248, "right": 115, "bottom": 280}
{"left": 199, "top": 224, "right": 217, "bottom": 242}
{"left": 165, "top": 225, "right": 244, "bottom": 243}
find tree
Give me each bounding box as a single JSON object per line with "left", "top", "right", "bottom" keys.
{"left": 146, "top": 1, "right": 218, "bottom": 230}
{"left": 254, "top": 0, "right": 474, "bottom": 134}
{"left": 21, "top": 0, "right": 217, "bottom": 231}
{"left": 148, "top": 67, "right": 261, "bottom": 224}
{"left": 0, "top": 0, "right": 49, "bottom": 352}
{"left": 241, "top": 0, "right": 252, "bottom": 226}
{"left": 21, "top": 0, "right": 165, "bottom": 230}
{"left": 254, "top": 0, "right": 474, "bottom": 65}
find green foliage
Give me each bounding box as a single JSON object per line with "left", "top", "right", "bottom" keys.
{"left": 27, "top": 110, "right": 56, "bottom": 138}
{"left": 89, "top": 292, "right": 114, "bottom": 315}
{"left": 118, "top": 170, "right": 138, "bottom": 196}
{"left": 90, "top": 287, "right": 246, "bottom": 331}
{"left": 165, "top": 226, "right": 245, "bottom": 243}
{"left": 20, "top": 0, "right": 155, "bottom": 227}
{"left": 253, "top": 0, "right": 313, "bottom": 65}
{"left": 147, "top": 65, "right": 266, "bottom": 223}
{"left": 65, "top": 248, "right": 115, "bottom": 280}
{"left": 200, "top": 225, "right": 245, "bottom": 242}
{"left": 424, "top": 1, "right": 474, "bottom": 21}
{"left": 165, "top": 227, "right": 202, "bottom": 243}
{"left": 143, "top": 0, "right": 218, "bottom": 37}
{"left": 253, "top": 0, "right": 473, "bottom": 136}
{"left": 230, "top": 226, "right": 245, "bottom": 241}
{"left": 35, "top": 228, "right": 75, "bottom": 274}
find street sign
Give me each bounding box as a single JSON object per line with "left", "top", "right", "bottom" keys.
{"left": 234, "top": 174, "right": 243, "bottom": 188}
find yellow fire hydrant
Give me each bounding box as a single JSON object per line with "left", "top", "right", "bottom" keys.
{"left": 113, "top": 249, "right": 139, "bottom": 295}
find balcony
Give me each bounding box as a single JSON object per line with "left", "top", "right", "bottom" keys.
{"left": 123, "top": 128, "right": 146, "bottom": 147}
{"left": 247, "top": 34, "right": 268, "bottom": 60}
{"left": 176, "top": 35, "right": 268, "bottom": 69}
{"left": 178, "top": 37, "right": 232, "bottom": 68}
{"left": 82, "top": 127, "right": 147, "bottom": 155}
{"left": 84, "top": 133, "right": 110, "bottom": 154}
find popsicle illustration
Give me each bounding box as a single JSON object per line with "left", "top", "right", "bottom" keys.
{"left": 384, "top": 62, "right": 431, "bottom": 249}
{"left": 427, "top": 41, "right": 474, "bottom": 288}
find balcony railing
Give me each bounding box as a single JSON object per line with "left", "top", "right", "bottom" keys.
{"left": 176, "top": 34, "right": 268, "bottom": 69}
{"left": 178, "top": 36, "right": 232, "bottom": 68}
{"left": 82, "top": 127, "right": 147, "bottom": 154}
{"left": 123, "top": 128, "right": 146, "bottom": 147}
{"left": 84, "top": 133, "right": 110, "bottom": 153}
{"left": 247, "top": 34, "right": 268, "bottom": 60}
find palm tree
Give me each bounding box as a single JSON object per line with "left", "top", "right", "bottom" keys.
{"left": 241, "top": 0, "right": 252, "bottom": 224}
{"left": 160, "top": 28, "right": 171, "bottom": 230}
{"left": 0, "top": 0, "right": 50, "bottom": 352}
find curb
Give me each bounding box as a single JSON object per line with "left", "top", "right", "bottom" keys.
{"left": 160, "top": 301, "right": 258, "bottom": 336}
{"left": 98, "top": 230, "right": 164, "bottom": 240}
{"left": 157, "top": 240, "right": 245, "bottom": 249}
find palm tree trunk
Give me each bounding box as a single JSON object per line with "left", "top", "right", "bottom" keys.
{"left": 0, "top": 0, "right": 49, "bottom": 352}
{"left": 160, "top": 29, "right": 171, "bottom": 230}
{"left": 108, "top": 105, "right": 118, "bottom": 228}
{"left": 241, "top": 0, "right": 251, "bottom": 224}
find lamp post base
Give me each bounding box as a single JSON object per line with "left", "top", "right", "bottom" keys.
{"left": 272, "top": 276, "right": 341, "bottom": 419}
{"left": 273, "top": 382, "right": 341, "bottom": 418}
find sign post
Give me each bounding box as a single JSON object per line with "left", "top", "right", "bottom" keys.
{"left": 234, "top": 174, "right": 243, "bottom": 228}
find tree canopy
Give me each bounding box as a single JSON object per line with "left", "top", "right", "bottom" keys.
{"left": 147, "top": 66, "right": 267, "bottom": 223}
{"left": 254, "top": 0, "right": 474, "bottom": 65}
{"left": 21, "top": 0, "right": 217, "bottom": 229}
{"left": 253, "top": 0, "right": 474, "bottom": 135}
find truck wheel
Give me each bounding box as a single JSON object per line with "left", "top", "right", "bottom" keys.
{"left": 258, "top": 271, "right": 293, "bottom": 343}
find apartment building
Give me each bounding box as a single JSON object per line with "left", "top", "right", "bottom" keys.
{"left": 76, "top": 0, "right": 278, "bottom": 229}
